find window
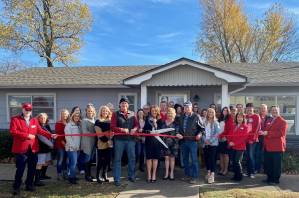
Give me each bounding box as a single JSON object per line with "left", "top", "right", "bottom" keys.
{"left": 118, "top": 93, "right": 137, "bottom": 112}
{"left": 228, "top": 95, "right": 296, "bottom": 134}
{"left": 277, "top": 96, "right": 296, "bottom": 134}
{"left": 158, "top": 93, "right": 188, "bottom": 105}
{"left": 7, "top": 94, "right": 56, "bottom": 122}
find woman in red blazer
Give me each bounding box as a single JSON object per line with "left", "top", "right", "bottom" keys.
{"left": 260, "top": 106, "right": 287, "bottom": 184}
{"left": 55, "top": 109, "right": 70, "bottom": 180}
{"left": 228, "top": 112, "right": 249, "bottom": 181}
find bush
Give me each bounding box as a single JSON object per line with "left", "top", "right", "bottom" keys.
{"left": 0, "top": 131, "right": 13, "bottom": 161}
{"left": 283, "top": 151, "right": 299, "bottom": 174}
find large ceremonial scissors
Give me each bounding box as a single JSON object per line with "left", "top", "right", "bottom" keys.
{"left": 150, "top": 128, "right": 175, "bottom": 149}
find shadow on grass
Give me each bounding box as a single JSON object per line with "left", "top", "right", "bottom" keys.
{"left": 0, "top": 180, "right": 126, "bottom": 198}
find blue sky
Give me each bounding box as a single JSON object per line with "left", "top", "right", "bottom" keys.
{"left": 2, "top": 0, "right": 299, "bottom": 67}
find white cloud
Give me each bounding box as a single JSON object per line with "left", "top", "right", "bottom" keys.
{"left": 157, "top": 32, "right": 182, "bottom": 39}
{"left": 129, "top": 42, "right": 152, "bottom": 47}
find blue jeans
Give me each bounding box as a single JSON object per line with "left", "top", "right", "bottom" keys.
{"left": 255, "top": 137, "right": 264, "bottom": 172}
{"left": 13, "top": 149, "right": 37, "bottom": 189}
{"left": 56, "top": 149, "right": 67, "bottom": 174}
{"left": 67, "top": 151, "right": 78, "bottom": 178}
{"left": 113, "top": 140, "right": 136, "bottom": 183}
{"left": 135, "top": 141, "right": 145, "bottom": 167}
{"left": 77, "top": 151, "right": 85, "bottom": 171}
{"left": 181, "top": 141, "right": 199, "bottom": 179}
{"left": 246, "top": 143, "right": 256, "bottom": 175}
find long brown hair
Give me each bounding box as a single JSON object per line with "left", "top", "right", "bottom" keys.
{"left": 150, "top": 105, "right": 161, "bottom": 119}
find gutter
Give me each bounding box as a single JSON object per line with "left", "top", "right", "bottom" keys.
{"left": 229, "top": 83, "right": 250, "bottom": 95}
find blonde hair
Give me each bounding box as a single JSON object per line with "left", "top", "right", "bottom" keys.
{"left": 59, "top": 108, "right": 70, "bottom": 122}
{"left": 98, "top": 105, "right": 112, "bottom": 121}
{"left": 206, "top": 108, "right": 217, "bottom": 123}
{"left": 150, "top": 105, "right": 161, "bottom": 119}
{"left": 167, "top": 107, "right": 176, "bottom": 119}
{"left": 70, "top": 112, "right": 81, "bottom": 122}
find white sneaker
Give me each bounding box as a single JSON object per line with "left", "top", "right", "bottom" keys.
{"left": 250, "top": 174, "right": 255, "bottom": 179}
{"left": 80, "top": 170, "right": 85, "bottom": 175}
{"left": 207, "top": 175, "right": 213, "bottom": 184}
{"left": 243, "top": 173, "right": 249, "bottom": 177}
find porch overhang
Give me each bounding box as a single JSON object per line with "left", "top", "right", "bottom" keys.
{"left": 123, "top": 58, "right": 247, "bottom": 86}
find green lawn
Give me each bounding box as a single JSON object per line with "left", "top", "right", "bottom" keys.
{"left": 0, "top": 180, "right": 126, "bottom": 198}
{"left": 199, "top": 188, "right": 299, "bottom": 198}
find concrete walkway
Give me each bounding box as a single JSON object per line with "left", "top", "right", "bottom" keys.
{"left": 1, "top": 163, "right": 299, "bottom": 198}
{"left": 117, "top": 167, "right": 199, "bottom": 198}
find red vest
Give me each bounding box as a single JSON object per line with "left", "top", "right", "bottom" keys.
{"left": 55, "top": 121, "right": 66, "bottom": 149}
{"left": 10, "top": 115, "right": 51, "bottom": 154}
{"left": 219, "top": 116, "right": 234, "bottom": 139}
{"left": 264, "top": 116, "right": 287, "bottom": 152}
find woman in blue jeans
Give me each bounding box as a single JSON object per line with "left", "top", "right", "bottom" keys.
{"left": 55, "top": 109, "right": 70, "bottom": 180}
{"left": 202, "top": 108, "right": 221, "bottom": 184}
{"left": 64, "top": 112, "right": 82, "bottom": 184}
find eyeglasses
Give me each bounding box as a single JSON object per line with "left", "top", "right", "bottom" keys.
{"left": 87, "top": 103, "right": 94, "bottom": 107}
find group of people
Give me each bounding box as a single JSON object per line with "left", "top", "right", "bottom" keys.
{"left": 9, "top": 97, "right": 287, "bottom": 196}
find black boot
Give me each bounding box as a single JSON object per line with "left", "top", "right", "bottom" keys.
{"left": 40, "top": 166, "right": 51, "bottom": 180}
{"left": 85, "top": 163, "right": 94, "bottom": 182}
{"left": 34, "top": 170, "right": 45, "bottom": 186}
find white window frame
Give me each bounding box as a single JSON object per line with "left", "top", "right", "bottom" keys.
{"left": 118, "top": 93, "right": 138, "bottom": 112}
{"left": 6, "top": 93, "right": 57, "bottom": 123}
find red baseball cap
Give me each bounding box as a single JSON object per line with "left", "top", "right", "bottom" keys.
{"left": 22, "top": 103, "right": 32, "bottom": 111}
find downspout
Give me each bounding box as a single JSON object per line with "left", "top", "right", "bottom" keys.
{"left": 229, "top": 83, "right": 250, "bottom": 95}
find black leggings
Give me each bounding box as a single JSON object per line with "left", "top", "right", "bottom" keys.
{"left": 96, "top": 149, "right": 111, "bottom": 178}
{"left": 203, "top": 146, "right": 217, "bottom": 172}
{"left": 232, "top": 150, "right": 244, "bottom": 180}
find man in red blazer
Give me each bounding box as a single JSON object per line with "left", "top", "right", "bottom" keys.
{"left": 10, "top": 103, "right": 56, "bottom": 195}
{"left": 260, "top": 105, "right": 287, "bottom": 185}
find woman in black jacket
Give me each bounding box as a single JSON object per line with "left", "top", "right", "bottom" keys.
{"left": 144, "top": 105, "right": 163, "bottom": 183}
{"left": 35, "top": 113, "right": 54, "bottom": 186}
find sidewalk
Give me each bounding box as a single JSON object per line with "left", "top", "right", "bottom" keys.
{"left": 116, "top": 167, "right": 200, "bottom": 198}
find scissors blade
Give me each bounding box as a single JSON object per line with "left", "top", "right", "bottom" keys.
{"left": 151, "top": 128, "right": 175, "bottom": 134}
{"left": 155, "top": 136, "right": 168, "bottom": 149}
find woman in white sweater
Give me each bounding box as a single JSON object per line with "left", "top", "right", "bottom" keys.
{"left": 65, "top": 112, "right": 82, "bottom": 184}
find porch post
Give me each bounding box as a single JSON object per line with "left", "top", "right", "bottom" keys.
{"left": 296, "top": 96, "right": 299, "bottom": 135}
{"left": 221, "top": 82, "right": 229, "bottom": 108}
{"left": 141, "top": 83, "right": 147, "bottom": 108}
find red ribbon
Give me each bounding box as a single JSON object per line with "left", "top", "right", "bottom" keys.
{"left": 58, "top": 132, "right": 253, "bottom": 139}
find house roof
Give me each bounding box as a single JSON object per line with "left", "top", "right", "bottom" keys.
{"left": 210, "top": 62, "right": 299, "bottom": 86}
{"left": 0, "top": 65, "right": 157, "bottom": 88}
{"left": 0, "top": 58, "right": 299, "bottom": 88}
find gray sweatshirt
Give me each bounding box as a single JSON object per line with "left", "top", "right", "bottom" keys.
{"left": 80, "top": 118, "right": 96, "bottom": 156}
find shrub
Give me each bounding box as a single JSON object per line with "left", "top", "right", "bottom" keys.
{"left": 283, "top": 151, "right": 299, "bottom": 174}
{"left": 0, "top": 131, "right": 13, "bottom": 160}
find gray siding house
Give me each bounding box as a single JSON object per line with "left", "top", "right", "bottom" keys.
{"left": 0, "top": 58, "right": 298, "bottom": 140}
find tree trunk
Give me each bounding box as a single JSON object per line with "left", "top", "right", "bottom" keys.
{"left": 47, "top": 59, "right": 53, "bottom": 67}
